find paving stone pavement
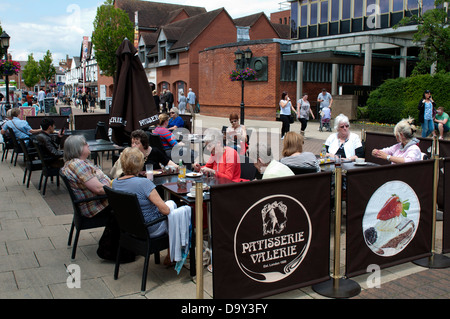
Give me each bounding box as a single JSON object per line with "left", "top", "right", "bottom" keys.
{"left": 1, "top": 105, "right": 449, "bottom": 301}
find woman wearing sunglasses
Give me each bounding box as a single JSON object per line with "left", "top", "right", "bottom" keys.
{"left": 324, "top": 113, "right": 364, "bottom": 161}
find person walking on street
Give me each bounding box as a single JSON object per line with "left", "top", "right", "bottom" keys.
{"left": 89, "top": 92, "right": 96, "bottom": 113}
{"left": 297, "top": 93, "right": 315, "bottom": 137}
{"left": 166, "top": 89, "right": 174, "bottom": 112}
{"left": 279, "top": 91, "right": 297, "bottom": 139}
{"left": 317, "top": 88, "right": 333, "bottom": 131}
{"left": 38, "top": 88, "right": 45, "bottom": 113}
{"left": 81, "top": 92, "right": 88, "bottom": 113}
{"left": 187, "top": 88, "right": 196, "bottom": 114}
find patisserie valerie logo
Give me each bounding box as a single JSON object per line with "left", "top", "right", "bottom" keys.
{"left": 362, "top": 181, "right": 420, "bottom": 257}
{"left": 234, "top": 195, "right": 312, "bottom": 283}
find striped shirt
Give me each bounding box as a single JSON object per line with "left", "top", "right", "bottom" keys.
{"left": 153, "top": 126, "right": 178, "bottom": 150}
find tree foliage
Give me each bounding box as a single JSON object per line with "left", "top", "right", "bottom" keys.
{"left": 396, "top": 0, "right": 450, "bottom": 74}
{"left": 91, "top": 0, "right": 134, "bottom": 77}
{"left": 38, "top": 50, "right": 56, "bottom": 89}
{"left": 22, "top": 54, "right": 41, "bottom": 88}
{"left": 366, "top": 72, "right": 450, "bottom": 124}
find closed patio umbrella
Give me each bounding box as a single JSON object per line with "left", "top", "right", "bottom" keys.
{"left": 109, "top": 38, "right": 159, "bottom": 145}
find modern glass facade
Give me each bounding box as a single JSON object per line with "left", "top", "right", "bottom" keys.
{"left": 291, "top": 0, "right": 435, "bottom": 39}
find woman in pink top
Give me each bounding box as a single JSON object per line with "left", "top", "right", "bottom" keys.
{"left": 372, "top": 118, "right": 422, "bottom": 164}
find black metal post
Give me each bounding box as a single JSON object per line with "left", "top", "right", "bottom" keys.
{"left": 240, "top": 78, "right": 245, "bottom": 125}
{"left": 4, "top": 47, "right": 10, "bottom": 111}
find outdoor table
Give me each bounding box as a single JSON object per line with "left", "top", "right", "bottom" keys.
{"left": 161, "top": 174, "right": 235, "bottom": 277}
{"left": 320, "top": 159, "right": 379, "bottom": 173}
{"left": 86, "top": 139, "right": 124, "bottom": 168}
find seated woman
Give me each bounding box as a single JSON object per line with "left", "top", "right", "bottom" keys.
{"left": 372, "top": 117, "right": 422, "bottom": 164}
{"left": 280, "top": 132, "right": 320, "bottom": 172}
{"left": 168, "top": 107, "right": 185, "bottom": 131}
{"left": 111, "top": 147, "right": 170, "bottom": 238}
{"left": 61, "top": 135, "right": 111, "bottom": 218}
{"left": 324, "top": 113, "right": 364, "bottom": 161}
{"left": 192, "top": 134, "right": 243, "bottom": 182}
{"left": 153, "top": 113, "right": 179, "bottom": 151}
{"left": 225, "top": 113, "right": 247, "bottom": 155}
{"left": 109, "top": 129, "right": 177, "bottom": 178}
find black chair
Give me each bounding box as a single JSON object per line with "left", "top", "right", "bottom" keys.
{"left": 71, "top": 129, "right": 96, "bottom": 140}
{"left": 1, "top": 133, "right": 14, "bottom": 162}
{"left": 240, "top": 155, "right": 257, "bottom": 180}
{"left": 18, "top": 138, "right": 42, "bottom": 188}
{"left": 32, "top": 140, "right": 60, "bottom": 195}
{"left": 7, "top": 127, "right": 24, "bottom": 166}
{"left": 147, "top": 132, "right": 167, "bottom": 155}
{"left": 95, "top": 121, "right": 109, "bottom": 141}
{"left": 288, "top": 166, "right": 318, "bottom": 175}
{"left": 103, "top": 186, "right": 169, "bottom": 295}
{"left": 60, "top": 172, "right": 110, "bottom": 260}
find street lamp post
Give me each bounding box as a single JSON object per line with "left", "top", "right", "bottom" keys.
{"left": 0, "top": 31, "right": 11, "bottom": 111}
{"left": 234, "top": 47, "right": 252, "bottom": 125}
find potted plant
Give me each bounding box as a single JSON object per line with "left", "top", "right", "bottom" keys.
{"left": 0, "top": 59, "right": 21, "bottom": 76}
{"left": 229, "top": 67, "right": 257, "bottom": 81}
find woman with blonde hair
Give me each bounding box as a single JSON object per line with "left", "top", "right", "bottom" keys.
{"left": 112, "top": 147, "right": 170, "bottom": 237}
{"left": 372, "top": 117, "right": 422, "bottom": 164}
{"left": 280, "top": 132, "right": 320, "bottom": 172}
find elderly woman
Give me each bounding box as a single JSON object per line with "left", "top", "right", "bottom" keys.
{"left": 110, "top": 130, "right": 178, "bottom": 178}
{"left": 280, "top": 132, "right": 320, "bottom": 172}
{"left": 372, "top": 118, "right": 422, "bottom": 164}
{"left": 112, "top": 147, "right": 170, "bottom": 238}
{"left": 168, "top": 107, "right": 185, "bottom": 131}
{"left": 192, "top": 133, "right": 243, "bottom": 182}
{"left": 225, "top": 113, "right": 247, "bottom": 155}
{"left": 324, "top": 113, "right": 364, "bottom": 161}
{"left": 61, "top": 135, "right": 112, "bottom": 218}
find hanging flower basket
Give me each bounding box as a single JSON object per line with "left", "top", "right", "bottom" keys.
{"left": 0, "top": 60, "right": 21, "bottom": 76}
{"left": 229, "top": 67, "right": 257, "bottom": 81}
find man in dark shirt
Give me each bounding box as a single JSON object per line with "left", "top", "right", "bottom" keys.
{"left": 35, "top": 118, "right": 64, "bottom": 168}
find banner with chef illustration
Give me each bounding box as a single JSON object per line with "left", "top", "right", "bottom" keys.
{"left": 345, "top": 160, "right": 434, "bottom": 277}
{"left": 442, "top": 158, "right": 450, "bottom": 253}
{"left": 210, "top": 172, "right": 332, "bottom": 299}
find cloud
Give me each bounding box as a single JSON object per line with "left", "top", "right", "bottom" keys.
{"left": 4, "top": 4, "right": 97, "bottom": 63}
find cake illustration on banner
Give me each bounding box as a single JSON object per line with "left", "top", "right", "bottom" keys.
{"left": 362, "top": 181, "right": 420, "bottom": 257}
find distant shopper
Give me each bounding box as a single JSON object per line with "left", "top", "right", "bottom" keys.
{"left": 317, "top": 88, "right": 333, "bottom": 130}
{"left": 178, "top": 91, "right": 187, "bottom": 114}
{"left": 187, "top": 88, "right": 196, "bottom": 114}
{"left": 418, "top": 89, "right": 436, "bottom": 138}
{"left": 297, "top": 93, "right": 315, "bottom": 136}
{"left": 38, "top": 88, "right": 46, "bottom": 113}
{"left": 279, "top": 91, "right": 297, "bottom": 139}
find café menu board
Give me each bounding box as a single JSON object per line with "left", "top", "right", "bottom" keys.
{"left": 44, "top": 98, "right": 57, "bottom": 114}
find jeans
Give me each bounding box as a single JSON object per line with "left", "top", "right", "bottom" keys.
{"left": 421, "top": 119, "right": 434, "bottom": 137}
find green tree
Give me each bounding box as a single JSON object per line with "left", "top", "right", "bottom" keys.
{"left": 91, "top": 0, "right": 134, "bottom": 77}
{"left": 38, "top": 50, "right": 56, "bottom": 89}
{"left": 22, "top": 53, "right": 41, "bottom": 88}
{"left": 396, "top": 0, "right": 450, "bottom": 74}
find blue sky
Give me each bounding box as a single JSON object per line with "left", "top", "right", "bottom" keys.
{"left": 0, "top": 0, "right": 284, "bottom": 65}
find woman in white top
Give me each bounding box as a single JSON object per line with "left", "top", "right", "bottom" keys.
{"left": 297, "top": 93, "right": 315, "bottom": 136}
{"left": 324, "top": 114, "right": 364, "bottom": 161}
{"left": 225, "top": 113, "right": 247, "bottom": 155}
{"left": 279, "top": 91, "right": 297, "bottom": 139}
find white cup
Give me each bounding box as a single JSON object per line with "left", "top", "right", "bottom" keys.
{"left": 146, "top": 164, "right": 153, "bottom": 181}
{"left": 355, "top": 158, "right": 365, "bottom": 164}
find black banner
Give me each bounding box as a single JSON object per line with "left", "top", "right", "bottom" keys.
{"left": 346, "top": 161, "right": 434, "bottom": 277}
{"left": 443, "top": 159, "right": 450, "bottom": 253}
{"left": 210, "top": 172, "right": 332, "bottom": 299}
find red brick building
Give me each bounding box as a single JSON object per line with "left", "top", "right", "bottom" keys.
{"left": 199, "top": 40, "right": 296, "bottom": 121}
